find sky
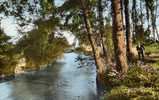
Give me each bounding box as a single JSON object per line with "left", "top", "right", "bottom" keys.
{"left": 1, "top": 16, "right": 19, "bottom": 41}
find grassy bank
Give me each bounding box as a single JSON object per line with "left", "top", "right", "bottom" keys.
{"left": 144, "top": 43, "right": 159, "bottom": 69}
{"left": 101, "top": 66, "right": 159, "bottom": 100}
{"left": 101, "top": 43, "right": 159, "bottom": 100}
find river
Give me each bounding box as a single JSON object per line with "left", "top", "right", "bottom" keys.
{"left": 0, "top": 53, "right": 97, "bottom": 100}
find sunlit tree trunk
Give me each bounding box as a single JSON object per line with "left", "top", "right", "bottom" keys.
{"left": 80, "top": 0, "right": 106, "bottom": 83}
{"left": 111, "top": 0, "right": 128, "bottom": 73}
{"left": 124, "top": 0, "right": 133, "bottom": 62}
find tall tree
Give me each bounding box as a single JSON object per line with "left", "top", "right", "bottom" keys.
{"left": 145, "top": 0, "right": 159, "bottom": 40}
{"left": 79, "top": 0, "right": 106, "bottom": 82}
{"left": 132, "top": 0, "right": 138, "bottom": 36}
{"left": 124, "top": 0, "right": 133, "bottom": 62}
{"left": 0, "top": 28, "right": 17, "bottom": 74}
{"left": 59, "top": 0, "right": 107, "bottom": 82}
{"left": 111, "top": 0, "right": 128, "bottom": 73}
{"left": 98, "top": 0, "right": 111, "bottom": 64}
{"left": 154, "top": 0, "right": 159, "bottom": 40}
{"left": 145, "top": 0, "right": 151, "bottom": 31}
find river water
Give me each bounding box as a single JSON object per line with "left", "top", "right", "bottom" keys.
{"left": 0, "top": 53, "right": 97, "bottom": 100}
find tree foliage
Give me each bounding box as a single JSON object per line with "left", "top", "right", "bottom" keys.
{"left": 0, "top": 28, "right": 17, "bottom": 75}
{"left": 17, "top": 18, "right": 69, "bottom": 68}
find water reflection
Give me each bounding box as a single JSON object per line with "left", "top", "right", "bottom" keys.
{"left": 0, "top": 53, "right": 97, "bottom": 100}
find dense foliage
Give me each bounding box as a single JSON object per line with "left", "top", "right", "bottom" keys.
{"left": 16, "top": 18, "right": 69, "bottom": 68}
{"left": 0, "top": 29, "right": 18, "bottom": 75}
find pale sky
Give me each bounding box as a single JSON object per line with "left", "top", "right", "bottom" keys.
{"left": 1, "top": 16, "right": 19, "bottom": 42}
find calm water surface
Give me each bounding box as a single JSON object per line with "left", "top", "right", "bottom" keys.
{"left": 0, "top": 53, "right": 97, "bottom": 100}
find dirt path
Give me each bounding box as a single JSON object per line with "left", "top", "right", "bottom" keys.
{"left": 132, "top": 47, "right": 159, "bottom": 68}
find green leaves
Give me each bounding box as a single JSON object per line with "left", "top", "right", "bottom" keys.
{"left": 0, "top": 28, "right": 17, "bottom": 75}
{"left": 40, "top": 0, "right": 55, "bottom": 15}
{"left": 0, "top": 29, "right": 12, "bottom": 53}
{"left": 16, "top": 18, "right": 69, "bottom": 68}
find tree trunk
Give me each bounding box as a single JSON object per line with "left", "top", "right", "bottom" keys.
{"left": 154, "top": 0, "right": 159, "bottom": 40}
{"left": 145, "top": 0, "right": 151, "bottom": 30}
{"left": 79, "top": 0, "right": 106, "bottom": 83}
{"left": 124, "top": 0, "right": 133, "bottom": 62}
{"left": 155, "top": 26, "right": 159, "bottom": 40}
{"left": 132, "top": 0, "right": 138, "bottom": 35}
{"left": 149, "top": 0, "right": 157, "bottom": 41}
{"left": 98, "top": 0, "right": 111, "bottom": 64}
{"left": 139, "top": 1, "right": 144, "bottom": 26}
{"left": 111, "top": 0, "right": 128, "bottom": 74}
{"left": 151, "top": 10, "right": 156, "bottom": 40}
{"left": 82, "top": 9, "right": 106, "bottom": 81}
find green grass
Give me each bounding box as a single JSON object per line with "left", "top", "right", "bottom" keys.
{"left": 102, "top": 86, "right": 159, "bottom": 100}
{"left": 144, "top": 43, "right": 159, "bottom": 69}
{"left": 145, "top": 43, "right": 159, "bottom": 54}
{"left": 150, "top": 62, "right": 159, "bottom": 69}
{"left": 102, "top": 66, "right": 159, "bottom": 100}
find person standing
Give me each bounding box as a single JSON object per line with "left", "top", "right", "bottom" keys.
{"left": 136, "top": 43, "right": 145, "bottom": 61}
{"left": 140, "top": 43, "right": 145, "bottom": 61}
{"left": 136, "top": 43, "right": 141, "bottom": 60}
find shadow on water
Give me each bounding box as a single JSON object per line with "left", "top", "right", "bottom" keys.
{"left": 0, "top": 53, "right": 97, "bottom": 100}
